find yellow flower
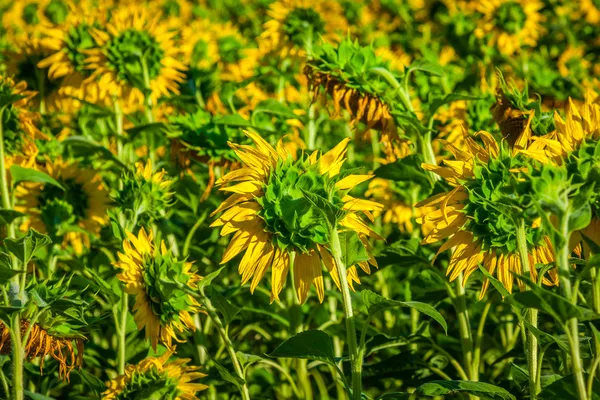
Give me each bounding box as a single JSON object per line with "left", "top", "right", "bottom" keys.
{"left": 114, "top": 228, "right": 202, "bottom": 350}
{"left": 552, "top": 90, "right": 600, "bottom": 154}
{"left": 84, "top": 5, "right": 187, "bottom": 111}
{"left": 416, "top": 130, "right": 558, "bottom": 296}
{"left": 580, "top": 0, "right": 600, "bottom": 24}
{"left": 16, "top": 158, "right": 110, "bottom": 254}
{"left": 212, "top": 131, "right": 383, "bottom": 304}
{"left": 103, "top": 351, "right": 208, "bottom": 400}
{"left": 260, "top": 0, "right": 347, "bottom": 58}
{"left": 475, "top": 0, "right": 545, "bottom": 55}
{"left": 557, "top": 46, "right": 591, "bottom": 78}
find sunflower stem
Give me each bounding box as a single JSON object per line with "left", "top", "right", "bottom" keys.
{"left": 329, "top": 226, "right": 362, "bottom": 400}
{"left": 516, "top": 218, "right": 539, "bottom": 398}
{"left": 557, "top": 207, "right": 588, "bottom": 400}
{"left": 200, "top": 289, "right": 251, "bottom": 400}
{"left": 141, "top": 55, "right": 156, "bottom": 166}
{"left": 454, "top": 273, "right": 474, "bottom": 380}
{"left": 472, "top": 298, "right": 492, "bottom": 381}
{"left": 117, "top": 293, "right": 128, "bottom": 375}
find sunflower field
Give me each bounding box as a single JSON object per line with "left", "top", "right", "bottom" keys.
{"left": 2, "top": 0, "right": 600, "bottom": 399}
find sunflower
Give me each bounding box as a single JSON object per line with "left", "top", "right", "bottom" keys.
{"left": 211, "top": 131, "right": 382, "bottom": 304}
{"left": 179, "top": 19, "right": 219, "bottom": 73}
{"left": 114, "top": 227, "right": 202, "bottom": 350}
{"left": 16, "top": 158, "right": 110, "bottom": 254}
{"left": 0, "top": 320, "right": 84, "bottom": 381}
{"left": 0, "top": 75, "right": 47, "bottom": 169}
{"left": 36, "top": 1, "right": 109, "bottom": 105}
{"left": 416, "top": 130, "right": 558, "bottom": 296}
{"left": 260, "top": 0, "right": 347, "bottom": 58}
{"left": 557, "top": 46, "right": 591, "bottom": 80}
{"left": 84, "top": 5, "right": 186, "bottom": 111}
{"left": 213, "top": 22, "right": 261, "bottom": 82}
{"left": 580, "top": 0, "right": 600, "bottom": 24}
{"left": 103, "top": 351, "right": 208, "bottom": 400}
{"left": 474, "top": 0, "right": 545, "bottom": 55}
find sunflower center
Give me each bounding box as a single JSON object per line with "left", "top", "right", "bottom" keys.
{"left": 106, "top": 30, "right": 164, "bottom": 88}
{"left": 44, "top": 0, "right": 69, "bottom": 25}
{"left": 161, "top": 0, "right": 181, "bottom": 17}
{"left": 283, "top": 7, "right": 326, "bottom": 46}
{"left": 463, "top": 153, "right": 543, "bottom": 253}
{"left": 217, "top": 35, "right": 244, "bottom": 64}
{"left": 141, "top": 253, "right": 195, "bottom": 324}
{"left": 22, "top": 3, "right": 40, "bottom": 25}
{"left": 39, "top": 178, "right": 89, "bottom": 220}
{"left": 257, "top": 157, "right": 343, "bottom": 253}
{"left": 16, "top": 56, "right": 61, "bottom": 97}
{"left": 65, "top": 24, "right": 96, "bottom": 73}
{"left": 493, "top": 2, "right": 527, "bottom": 34}
{"left": 114, "top": 368, "right": 181, "bottom": 400}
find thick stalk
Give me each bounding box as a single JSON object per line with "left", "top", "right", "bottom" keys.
{"left": 307, "top": 103, "right": 317, "bottom": 150}
{"left": 516, "top": 219, "right": 539, "bottom": 397}
{"left": 10, "top": 315, "right": 23, "bottom": 400}
{"left": 557, "top": 209, "right": 587, "bottom": 400}
{"left": 455, "top": 273, "right": 474, "bottom": 380}
{"left": 325, "top": 279, "right": 345, "bottom": 400}
{"left": 201, "top": 291, "right": 251, "bottom": 400}
{"left": 329, "top": 227, "right": 361, "bottom": 400}
{"left": 592, "top": 268, "right": 600, "bottom": 314}
{"left": 117, "top": 294, "right": 128, "bottom": 374}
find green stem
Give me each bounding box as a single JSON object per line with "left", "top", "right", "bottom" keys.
{"left": 200, "top": 289, "right": 251, "bottom": 400}
{"left": 10, "top": 314, "right": 23, "bottom": 400}
{"left": 141, "top": 56, "right": 156, "bottom": 166}
{"left": 307, "top": 103, "right": 317, "bottom": 150}
{"left": 592, "top": 268, "right": 600, "bottom": 314}
{"left": 325, "top": 278, "right": 346, "bottom": 400}
{"left": 329, "top": 227, "right": 361, "bottom": 400}
{"left": 454, "top": 273, "right": 474, "bottom": 380}
{"left": 516, "top": 219, "right": 539, "bottom": 398}
{"left": 370, "top": 130, "right": 380, "bottom": 170}
{"left": 472, "top": 299, "right": 492, "bottom": 381}
{"left": 0, "top": 365, "right": 10, "bottom": 400}
{"left": 557, "top": 208, "right": 587, "bottom": 400}
{"left": 117, "top": 293, "right": 128, "bottom": 375}
{"left": 183, "top": 211, "right": 208, "bottom": 257}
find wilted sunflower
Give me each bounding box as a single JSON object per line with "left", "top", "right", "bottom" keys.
{"left": 114, "top": 227, "right": 202, "bottom": 350}
{"left": 103, "top": 351, "right": 208, "bottom": 400}
{"left": 475, "top": 0, "right": 545, "bottom": 55}
{"left": 305, "top": 39, "right": 399, "bottom": 161}
{"left": 0, "top": 320, "right": 84, "bottom": 381}
{"left": 211, "top": 131, "right": 382, "bottom": 304}
{"left": 0, "top": 75, "right": 47, "bottom": 169}
{"left": 84, "top": 6, "right": 186, "bottom": 110}
{"left": 260, "top": 0, "right": 347, "bottom": 57}
{"left": 416, "top": 130, "right": 558, "bottom": 296}
{"left": 16, "top": 158, "right": 110, "bottom": 254}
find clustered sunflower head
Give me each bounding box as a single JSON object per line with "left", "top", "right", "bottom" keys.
{"left": 260, "top": 0, "right": 347, "bottom": 57}
{"left": 16, "top": 158, "right": 110, "bottom": 254}
{"left": 0, "top": 74, "right": 46, "bottom": 168}
{"left": 417, "top": 130, "right": 558, "bottom": 296}
{"left": 305, "top": 39, "right": 399, "bottom": 159}
{"left": 83, "top": 6, "right": 186, "bottom": 109}
{"left": 475, "top": 0, "right": 545, "bottom": 55}
{"left": 0, "top": 320, "right": 84, "bottom": 381}
{"left": 212, "top": 131, "right": 383, "bottom": 304}
{"left": 103, "top": 351, "right": 208, "bottom": 400}
{"left": 118, "top": 159, "right": 174, "bottom": 220}
{"left": 114, "top": 228, "right": 202, "bottom": 350}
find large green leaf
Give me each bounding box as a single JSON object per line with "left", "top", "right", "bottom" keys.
{"left": 208, "top": 353, "right": 245, "bottom": 390}
{"left": 207, "top": 286, "right": 240, "bottom": 325}
{"left": 362, "top": 290, "right": 447, "bottom": 334}
{"left": 267, "top": 330, "right": 336, "bottom": 366}
{"left": 9, "top": 165, "right": 65, "bottom": 190}
{"left": 538, "top": 374, "right": 600, "bottom": 400}
{"left": 374, "top": 155, "right": 430, "bottom": 185}
{"left": 414, "top": 380, "right": 516, "bottom": 400}
{"left": 61, "top": 136, "right": 127, "bottom": 169}
{"left": 4, "top": 229, "right": 52, "bottom": 266}
{"left": 339, "top": 231, "right": 370, "bottom": 268}
{"left": 407, "top": 59, "right": 444, "bottom": 77}
{"left": 0, "top": 209, "right": 25, "bottom": 225}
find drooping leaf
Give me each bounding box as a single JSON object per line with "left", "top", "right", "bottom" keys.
{"left": 4, "top": 229, "right": 52, "bottom": 266}
{"left": 0, "top": 209, "right": 25, "bottom": 225}
{"left": 361, "top": 290, "right": 447, "bottom": 334}
{"left": 267, "top": 330, "right": 336, "bottom": 366}
{"left": 374, "top": 155, "right": 430, "bottom": 185}
{"left": 414, "top": 380, "right": 516, "bottom": 400}
{"left": 207, "top": 286, "right": 240, "bottom": 325}
{"left": 538, "top": 374, "right": 600, "bottom": 400}
{"left": 407, "top": 59, "right": 444, "bottom": 77}
{"left": 9, "top": 165, "right": 65, "bottom": 190}
{"left": 479, "top": 266, "right": 511, "bottom": 298}
{"left": 339, "top": 231, "right": 370, "bottom": 268}
{"left": 61, "top": 136, "right": 127, "bottom": 169}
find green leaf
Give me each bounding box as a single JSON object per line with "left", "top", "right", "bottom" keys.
{"left": 198, "top": 266, "right": 226, "bottom": 291}
{"left": 213, "top": 114, "right": 252, "bottom": 127}
{"left": 9, "top": 165, "right": 65, "bottom": 190}
{"left": 4, "top": 229, "right": 52, "bottom": 266}
{"left": 0, "top": 209, "right": 25, "bottom": 225}
{"left": 0, "top": 253, "right": 22, "bottom": 284}
{"left": 207, "top": 286, "right": 240, "bottom": 325}
{"left": 373, "top": 155, "right": 430, "bottom": 185}
{"left": 376, "top": 393, "right": 411, "bottom": 400}
{"left": 407, "top": 59, "right": 444, "bottom": 77}
{"left": 338, "top": 231, "right": 370, "bottom": 268}
{"left": 538, "top": 374, "right": 600, "bottom": 399}
{"left": 361, "top": 290, "right": 447, "bottom": 334}
{"left": 208, "top": 353, "right": 245, "bottom": 390}
{"left": 428, "top": 93, "right": 481, "bottom": 118}
{"left": 568, "top": 202, "right": 591, "bottom": 232}
{"left": 414, "top": 380, "right": 516, "bottom": 400}
{"left": 236, "top": 351, "right": 263, "bottom": 372}
{"left": 24, "top": 391, "right": 56, "bottom": 400}
{"left": 61, "top": 136, "right": 127, "bottom": 169}
{"left": 478, "top": 266, "right": 511, "bottom": 298}
{"left": 267, "top": 330, "right": 336, "bottom": 366}
{"left": 241, "top": 307, "right": 290, "bottom": 328}
{"left": 253, "top": 99, "right": 302, "bottom": 121}
{"left": 125, "top": 122, "right": 168, "bottom": 140}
